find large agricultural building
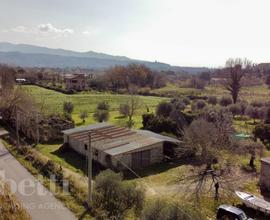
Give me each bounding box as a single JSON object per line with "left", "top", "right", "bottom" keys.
{"left": 63, "top": 123, "right": 181, "bottom": 170}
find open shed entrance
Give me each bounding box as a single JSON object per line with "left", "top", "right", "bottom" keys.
{"left": 132, "top": 150, "right": 151, "bottom": 169}
{"left": 163, "top": 142, "right": 177, "bottom": 160}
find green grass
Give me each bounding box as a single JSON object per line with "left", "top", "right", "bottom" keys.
{"left": 23, "top": 85, "right": 167, "bottom": 128}
{"left": 151, "top": 83, "right": 270, "bottom": 101}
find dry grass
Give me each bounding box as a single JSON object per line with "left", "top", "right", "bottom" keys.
{"left": 0, "top": 179, "right": 31, "bottom": 220}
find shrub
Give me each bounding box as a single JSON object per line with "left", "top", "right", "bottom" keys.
{"left": 63, "top": 101, "right": 74, "bottom": 115}
{"left": 251, "top": 100, "right": 264, "bottom": 108}
{"left": 94, "top": 110, "right": 109, "bottom": 122}
{"left": 239, "top": 100, "right": 248, "bottom": 116}
{"left": 188, "top": 77, "right": 205, "bottom": 89}
{"left": 119, "top": 104, "right": 130, "bottom": 117}
{"left": 141, "top": 199, "right": 203, "bottom": 220}
{"left": 79, "top": 110, "right": 88, "bottom": 123}
{"left": 156, "top": 102, "right": 173, "bottom": 118}
{"left": 253, "top": 123, "right": 270, "bottom": 147}
{"left": 207, "top": 96, "right": 217, "bottom": 105}
{"left": 266, "top": 74, "right": 270, "bottom": 88}
{"left": 246, "top": 106, "right": 260, "bottom": 122}
{"left": 92, "top": 170, "right": 144, "bottom": 220}
{"left": 265, "top": 107, "right": 270, "bottom": 124}
{"left": 196, "top": 100, "right": 207, "bottom": 110}
{"left": 219, "top": 96, "right": 232, "bottom": 107}
{"left": 182, "top": 97, "right": 191, "bottom": 105}
{"left": 142, "top": 114, "right": 177, "bottom": 134}
{"left": 228, "top": 104, "right": 241, "bottom": 117}
{"left": 97, "top": 101, "right": 110, "bottom": 111}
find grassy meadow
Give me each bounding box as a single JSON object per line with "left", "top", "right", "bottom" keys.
{"left": 151, "top": 83, "right": 270, "bottom": 102}
{"left": 23, "top": 85, "right": 168, "bottom": 128}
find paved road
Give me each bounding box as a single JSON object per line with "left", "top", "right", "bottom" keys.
{"left": 0, "top": 140, "right": 77, "bottom": 220}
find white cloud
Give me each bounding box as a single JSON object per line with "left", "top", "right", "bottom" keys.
{"left": 82, "top": 30, "right": 92, "bottom": 35}
{"left": 38, "top": 23, "right": 74, "bottom": 35}
{"left": 11, "top": 26, "right": 29, "bottom": 33}
{"left": 2, "top": 23, "right": 74, "bottom": 37}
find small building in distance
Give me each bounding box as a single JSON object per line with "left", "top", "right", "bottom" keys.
{"left": 62, "top": 123, "right": 181, "bottom": 170}
{"left": 260, "top": 157, "right": 270, "bottom": 192}
{"left": 64, "top": 73, "right": 86, "bottom": 91}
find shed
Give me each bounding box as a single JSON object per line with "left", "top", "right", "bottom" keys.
{"left": 62, "top": 123, "right": 181, "bottom": 170}
{"left": 260, "top": 157, "right": 270, "bottom": 192}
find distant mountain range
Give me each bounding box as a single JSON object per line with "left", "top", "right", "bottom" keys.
{"left": 0, "top": 42, "right": 211, "bottom": 73}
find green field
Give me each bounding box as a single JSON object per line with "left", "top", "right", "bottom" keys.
{"left": 23, "top": 85, "right": 168, "bottom": 128}
{"left": 151, "top": 83, "right": 270, "bottom": 101}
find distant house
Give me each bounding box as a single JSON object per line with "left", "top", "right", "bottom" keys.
{"left": 62, "top": 123, "right": 181, "bottom": 170}
{"left": 64, "top": 73, "right": 86, "bottom": 91}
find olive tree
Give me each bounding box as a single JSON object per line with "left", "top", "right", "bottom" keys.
{"left": 224, "top": 58, "right": 252, "bottom": 103}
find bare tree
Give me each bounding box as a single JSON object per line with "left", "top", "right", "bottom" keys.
{"left": 225, "top": 58, "right": 252, "bottom": 103}
{"left": 126, "top": 94, "right": 140, "bottom": 128}
{"left": 176, "top": 109, "right": 235, "bottom": 202}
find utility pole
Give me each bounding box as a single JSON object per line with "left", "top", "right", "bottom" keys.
{"left": 15, "top": 106, "right": 20, "bottom": 147}
{"left": 87, "top": 131, "right": 93, "bottom": 207}
{"left": 36, "top": 112, "right": 40, "bottom": 144}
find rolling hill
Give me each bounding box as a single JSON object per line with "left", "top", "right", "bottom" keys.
{"left": 0, "top": 42, "right": 211, "bottom": 73}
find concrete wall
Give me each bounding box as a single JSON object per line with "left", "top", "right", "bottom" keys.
{"left": 260, "top": 161, "right": 270, "bottom": 192}
{"left": 112, "top": 142, "right": 164, "bottom": 170}
{"left": 65, "top": 134, "right": 164, "bottom": 170}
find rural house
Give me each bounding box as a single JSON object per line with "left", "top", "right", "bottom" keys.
{"left": 64, "top": 73, "right": 86, "bottom": 91}
{"left": 62, "top": 123, "right": 181, "bottom": 170}
{"left": 260, "top": 157, "right": 270, "bottom": 192}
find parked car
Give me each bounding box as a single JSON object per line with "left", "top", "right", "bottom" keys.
{"left": 217, "top": 205, "right": 253, "bottom": 220}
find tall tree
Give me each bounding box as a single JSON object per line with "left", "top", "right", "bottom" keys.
{"left": 225, "top": 58, "right": 252, "bottom": 103}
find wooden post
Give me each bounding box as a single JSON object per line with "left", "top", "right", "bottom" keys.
{"left": 36, "top": 112, "right": 40, "bottom": 144}
{"left": 16, "top": 106, "right": 20, "bottom": 147}
{"left": 88, "top": 132, "right": 93, "bottom": 207}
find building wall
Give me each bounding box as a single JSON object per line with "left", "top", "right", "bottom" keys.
{"left": 111, "top": 142, "right": 164, "bottom": 170}
{"left": 260, "top": 161, "right": 270, "bottom": 192}
{"left": 65, "top": 75, "right": 86, "bottom": 90}
{"left": 65, "top": 134, "right": 164, "bottom": 170}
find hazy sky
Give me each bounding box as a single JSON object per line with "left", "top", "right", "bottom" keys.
{"left": 1, "top": 0, "right": 270, "bottom": 67}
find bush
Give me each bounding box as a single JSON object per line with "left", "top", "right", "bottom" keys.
{"left": 188, "top": 77, "right": 205, "bottom": 89}
{"left": 119, "top": 104, "right": 130, "bottom": 117}
{"left": 94, "top": 110, "right": 109, "bottom": 122}
{"left": 63, "top": 101, "right": 74, "bottom": 115}
{"left": 92, "top": 170, "right": 144, "bottom": 220}
{"left": 182, "top": 97, "right": 191, "bottom": 105}
{"left": 265, "top": 107, "right": 270, "bottom": 124}
{"left": 156, "top": 102, "right": 173, "bottom": 118}
{"left": 142, "top": 114, "right": 177, "bottom": 134}
{"left": 141, "top": 199, "right": 203, "bottom": 220}
{"left": 196, "top": 100, "right": 207, "bottom": 110}
{"left": 246, "top": 106, "right": 260, "bottom": 122}
{"left": 207, "top": 96, "right": 217, "bottom": 105}
{"left": 251, "top": 100, "right": 264, "bottom": 108}
{"left": 219, "top": 96, "right": 232, "bottom": 107}
{"left": 97, "top": 101, "right": 110, "bottom": 111}
{"left": 228, "top": 103, "right": 241, "bottom": 116}
{"left": 79, "top": 110, "right": 88, "bottom": 123}
{"left": 254, "top": 123, "right": 270, "bottom": 147}
{"left": 239, "top": 100, "right": 248, "bottom": 116}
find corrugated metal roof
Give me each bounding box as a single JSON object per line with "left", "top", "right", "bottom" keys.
{"left": 63, "top": 123, "right": 181, "bottom": 156}
{"left": 135, "top": 130, "right": 182, "bottom": 144}
{"left": 62, "top": 122, "right": 111, "bottom": 135}
{"left": 104, "top": 137, "right": 161, "bottom": 156}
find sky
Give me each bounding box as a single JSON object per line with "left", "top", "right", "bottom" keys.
{"left": 0, "top": 0, "right": 270, "bottom": 67}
